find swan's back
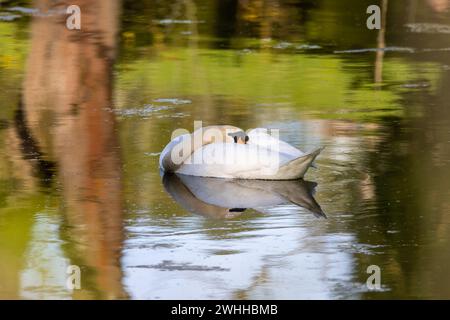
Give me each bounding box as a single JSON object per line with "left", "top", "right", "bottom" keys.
{"left": 160, "top": 127, "right": 322, "bottom": 180}
{"left": 175, "top": 142, "right": 311, "bottom": 179}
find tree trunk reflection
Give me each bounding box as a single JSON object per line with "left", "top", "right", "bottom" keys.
{"left": 22, "top": 0, "right": 125, "bottom": 299}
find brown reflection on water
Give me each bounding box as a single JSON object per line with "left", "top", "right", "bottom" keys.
{"left": 1, "top": 0, "right": 450, "bottom": 299}
{"left": 19, "top": 0, "right": 125, "bottom": 298}
{"left": 375, "top": 0, "right": 387, "bottom": 83}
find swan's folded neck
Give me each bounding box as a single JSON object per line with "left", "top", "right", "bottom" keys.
{"left": 161, "top": 125, "right": 243, "bottom": 172}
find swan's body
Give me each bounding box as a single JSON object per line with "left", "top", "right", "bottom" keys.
{"left": 159, "top": 126, "right": 322, "bottom": 180}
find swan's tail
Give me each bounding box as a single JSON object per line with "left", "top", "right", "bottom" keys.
{"left": 275, "top": 147, "right": 324, "bottom": 180}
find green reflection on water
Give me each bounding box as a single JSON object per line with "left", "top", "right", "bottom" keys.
{"left": 1, "top": 0, "right": 450, "bottom": 299}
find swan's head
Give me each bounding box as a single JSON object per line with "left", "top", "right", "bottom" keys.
{"left": 227, "top": 131, "right": 249, "bottom": 144}
{"left": 193, "top": 125, "right": 249, "bottom": 145}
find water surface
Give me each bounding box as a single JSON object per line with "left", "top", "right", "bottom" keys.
{"left": 1, "top": 0, "right": 450, "bottom": 299}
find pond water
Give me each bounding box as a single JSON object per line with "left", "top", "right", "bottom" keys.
{"left": 1, "top": 0, "right": 450, "bottom": 299}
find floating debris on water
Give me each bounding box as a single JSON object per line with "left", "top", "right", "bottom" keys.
{"left": 422, "top": 47, "right": 450, "bottom": 52}
{"left": 153, "top": 98, "right": 192, "bottom": 105}
{"left": 334, "top": 47, "right": 415, "bottom": 54}
{"left": 154, "top": 19, "right": 205, "bottom": 25}
{"left": 402, "top": 82, "right": 430, "bottom": 89}
{"left": 405, "top": 23, "right": 450, "bottom": 34}
{"left": 296, "top": 44, "right": 322, "bottom": 50}
{"left": 115, "top": 104, "right": 172, "bottom": 117}
{"left": 0, "top": 14, "right": 21, "bottom": 21}
{"left": 273, "top": 41, "right": 293, "bottom": 49}
{"left": 6, "top": 6, "right": 40, "bottom": 14}
{"left": 348, "top": 243, "right": 387, "bottom": 255}
{"left": 156, "top": 112, "right": 189, "bottom": 119}
{"left": 128, "top": 260, "right": 230, "bottom": 271}
{"left": 6, "top": 6, "right": 66, "bottom": 17}
{"left": 335, "top": 46, "right": 450, "bottom": 54}
{"left": 144, "top": 152, "right": 162, "bottom": 157}
{"left": 272, "top": 42, "right": 322, "bottom": 50}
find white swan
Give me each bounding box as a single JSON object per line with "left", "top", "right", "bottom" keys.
{"left": 159, "top": 125, "right": 322, "bottom": 180}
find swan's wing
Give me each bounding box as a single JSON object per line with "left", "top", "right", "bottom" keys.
{"left": 247, "top": 128, "right": 304, "bottom": 159}
{"left": 175, "top": 142, "right": 293, "bottom": 178}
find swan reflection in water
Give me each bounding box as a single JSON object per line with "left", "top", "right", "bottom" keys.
{"left": 162, "top": 173, "right": 326, "bottom": 219}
